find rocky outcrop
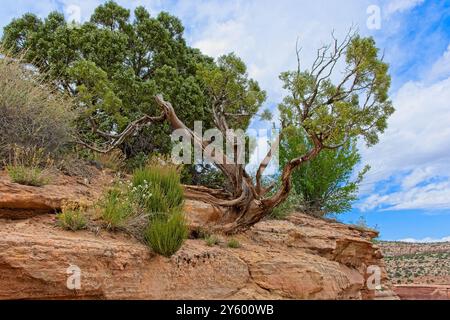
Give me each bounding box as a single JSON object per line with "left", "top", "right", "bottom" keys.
{"left": 394, "top": 285, "right": 450, "bottom": 300}
{"left": 0, "top": 170, "right": 397, "bottom": 300}
{"left": 0, "top": 170, "right": 112, "bottom": 219}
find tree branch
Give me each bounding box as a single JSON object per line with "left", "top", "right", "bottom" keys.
{"left": 75, "top": 113, "right": 166, "bottom": 153}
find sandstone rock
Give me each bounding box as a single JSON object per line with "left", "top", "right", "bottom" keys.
{"left": 0, "top": 170, "right": 112, "bottom": 219}
{"left": 0, "top": 170, "right": 397, "bottom": 300}
{"left": 0, "top": 215, "right": 250, "bottom": 300}
{"left": 394, "top": 285, "right": 450, "bottom": 300}
{"left": 0, "top": 211, "right": 397, "bottom": 300}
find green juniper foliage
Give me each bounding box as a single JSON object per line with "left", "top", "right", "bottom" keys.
{"left": 275, "top": 34, "right": 394, "bottom": 217}
{"left": 279, "top": 35, "right": 394, "bottom": 149}
{"left": 1, "top": 2, "right": 213, "bottom": 158}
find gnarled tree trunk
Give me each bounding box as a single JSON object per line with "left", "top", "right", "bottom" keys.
{"left": 79, "top": 95, "right": 322, "bottom": 234}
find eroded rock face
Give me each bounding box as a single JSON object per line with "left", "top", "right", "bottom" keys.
{"left": 0, "top": 171, "right": 397, "bottom": 300}
{"left": 393, "top": 285, "right": 450, "bottom": 300}
{"left": 0, "top": 170, "right": 112, "bottom": 219}
{"left": 0, "top": 212, "right": 397, "bottom": 300}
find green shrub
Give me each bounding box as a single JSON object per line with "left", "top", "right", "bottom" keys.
{"left": 205, "top": 235, "right": 220, "bottom": 247}
{"left": 6, "top": 165, "right": 50, "bottom": 187}
{"left": 126, "top": 152, "right": 149, "bottom": 172}
{"left": 98, "top": 165, "right": 186, "bottom": 257}
{"left": 56, "top": 206, "right": 87, "bottom": 232}
{"left": 227, "top": 239, "right": 241, "bottom": 249}
{"left": 100, "top": 187, "right": 133, "bottom": 230}
{"left": 144, "top": 212, "right": 188, "bottom": 257}
{"left": 131, "top": 166, "right": 184, "bottom": 215}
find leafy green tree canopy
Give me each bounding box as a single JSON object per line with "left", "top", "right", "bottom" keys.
{"left": 2, "top": 1, "right": 265, "bottom": 160}
{"left": 280, "top": 126, "right": 369, "bottom": 216}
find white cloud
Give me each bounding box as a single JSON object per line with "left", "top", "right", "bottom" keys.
{"left": 398, "top": 236, "right": 450, "bottom": 243}
{"left": 178, "top": 0, "right": 372, "bottom": 104}
{"left": 362, "top": 76, "right": 450, "bottom": 182}
{"left": 401, "top": 167, "right": 435, "bottom": 189}
{"left": 360, "top": 181, "right": 450, "bottom": 211}
{"left": 385, "top": 0, "right": 424, "bottom": 15}
{"left": 359, "top": 46, "right": 450, "bottom": 211}
{"left": 427, "top": 44, "right": 450, "bottom": 82}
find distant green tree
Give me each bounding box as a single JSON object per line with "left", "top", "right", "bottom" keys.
{"left": 279, "top": 126, "right": 370, "bottom": 216}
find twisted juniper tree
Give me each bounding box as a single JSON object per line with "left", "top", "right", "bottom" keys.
{"left": 77, "top": 31, "right": 394, "bottom": 233}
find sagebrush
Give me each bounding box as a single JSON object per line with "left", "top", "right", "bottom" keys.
{"left": 0, "top": 48, "right": 76, "bottom": 162}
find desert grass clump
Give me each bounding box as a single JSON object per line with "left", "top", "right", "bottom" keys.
{"left": 205, "top": 235, "right": 220, "bottom": 247}
{"left": 5, "top": 145, "right": 52, "bottom": 186}
{"left": 0, "top": 48, "right": 76, "bottom": 161}
{"left": 227, "top": 238, "right": 241, "bottom": 249}
{"left": 56, "top": 202, "right": 88, "bottom": 231}
{"left": 131, "top": 165, "right": 184, "bottom": 216}
{"left": 98, "top": 164, "right": 187, "bottom": 256}
{"left": 135, "top": 165, "right": 187, "bottom": 256}
{"left": 6, "top": 165, "right": 49, "bottom": 187}
{"left": 144, "top": 212, "right": 189, "bottom": 258}
{"left": 100, "top": 187, "right": 134, "bottom": 230}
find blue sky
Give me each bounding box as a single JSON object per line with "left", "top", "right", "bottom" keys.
{"left": 1, "top": 0, "right": 450, "bottom": 242}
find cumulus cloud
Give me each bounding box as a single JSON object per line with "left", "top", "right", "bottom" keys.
{"left": 177, "top": 0, "right": 372, "bottom": 103}
{"left": 361, "top": 181, "right": 450, "bottom": 211}
{"left": 358, "top": 47, "right": 450, "bottom": 212}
